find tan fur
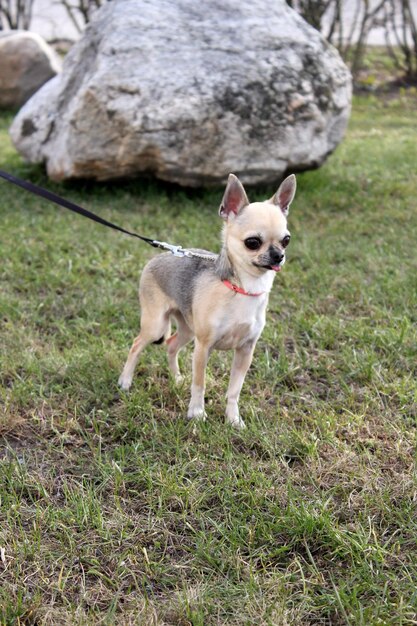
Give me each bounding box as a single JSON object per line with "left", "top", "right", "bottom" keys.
{"left": 119, "top": 173, "right": 296, "bottom": 428}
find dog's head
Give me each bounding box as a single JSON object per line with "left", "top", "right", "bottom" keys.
{"left": 219, "top": 173, "right": 296, "bottom": 276}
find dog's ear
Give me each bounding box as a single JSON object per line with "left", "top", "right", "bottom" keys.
{"left": 219, "top": 174, "right": 249, "bottom": 220}
{"left": 271, "top": 174, "right": 296, "bottom": 216}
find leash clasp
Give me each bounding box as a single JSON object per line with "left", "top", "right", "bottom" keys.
{"left": 153, "top": 241, "right": 192, "bottom": 257}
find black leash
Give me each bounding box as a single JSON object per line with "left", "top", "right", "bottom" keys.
{"left": 0, "top": 168, "right": 204, "bottom": 258}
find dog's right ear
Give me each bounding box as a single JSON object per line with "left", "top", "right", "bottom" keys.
{"left": 219, "top": 174, "right": 249, "bottom": 220}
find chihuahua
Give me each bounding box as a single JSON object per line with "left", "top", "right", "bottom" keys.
{"left": 118, "top": 173, "right": 296, "bottom": 428}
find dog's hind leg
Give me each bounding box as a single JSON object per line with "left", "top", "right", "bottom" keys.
{"left": 118, "top": 304, "right": 170, "bottom": 391}
{"left": 167, "top": 312, "right": 194, "bottom": 383}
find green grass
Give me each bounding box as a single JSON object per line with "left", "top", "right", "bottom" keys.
{"left": 356, "top": 46, "right": 417, "bottom": 90}
{"left": 0, "top": 92, "right": 416, "bottom": 625}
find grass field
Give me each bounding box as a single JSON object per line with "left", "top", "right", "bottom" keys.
{"left": 1, "top": 91, "right": 417, "bottom": 625}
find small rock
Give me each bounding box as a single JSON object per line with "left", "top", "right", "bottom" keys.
{"left": 0, "top": 30, "right": 61, "bottom": 109}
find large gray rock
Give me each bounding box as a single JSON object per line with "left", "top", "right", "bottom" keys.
{"left": 0, "top": 31, "right": 61, "bottom": 109}
{"left": 10, "top": 0, "right": 351, "bottom": 186}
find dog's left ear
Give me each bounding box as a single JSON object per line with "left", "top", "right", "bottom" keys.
{"left": 219, "top": 174, "right": 249, "bottom": 220}
{"left": 271, "top": 174, "right": 296, "bottom": 216}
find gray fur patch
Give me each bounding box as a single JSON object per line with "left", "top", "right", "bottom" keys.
{"left": 148, "top": 250, "right": 218, "bottom": 317}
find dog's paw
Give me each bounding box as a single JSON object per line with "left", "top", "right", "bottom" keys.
{"left": 118, "top": 374, "right": 132, "bottom": 391}
{"left": 187, "top": 405, "right": 206, "bottom": 422}
{"left": 226, "top": 405, "right": 246, "bottom": 429}
{"left": 227, "top": 415, "right": 246, "bottom": 430}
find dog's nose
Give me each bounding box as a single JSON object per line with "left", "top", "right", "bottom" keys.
{"left": 269, "top": 247, "right": 284, "bottom": 264}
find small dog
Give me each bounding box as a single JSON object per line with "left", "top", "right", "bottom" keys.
{"left": 119, "top": 173, "right": 296, "bottom": 428}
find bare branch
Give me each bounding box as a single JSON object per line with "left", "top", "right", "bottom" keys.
{"left": 55, "top": 0, "right": 105, "bottom": 31}
{"left": 0, "top": 0, "right": 35, "bottom": 29}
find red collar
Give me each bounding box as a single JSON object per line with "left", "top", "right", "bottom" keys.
{"left": 222, "top": 279, "right": 264, "bottom": 297}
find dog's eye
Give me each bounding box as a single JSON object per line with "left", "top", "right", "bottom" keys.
{"left": 244, "top": 237, "right": 262, "bottom": 250}
{"left": 281, "top": 235, "right": 291, "bottom": 248}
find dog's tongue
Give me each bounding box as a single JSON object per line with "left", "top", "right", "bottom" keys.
{"left": 271, "top": 265, "right": 282, "bottom": 272}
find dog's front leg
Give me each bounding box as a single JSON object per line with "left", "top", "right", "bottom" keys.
{"left": 226, "top": 343, "right": 256, "bottom": 429}
{"left": 187, "top": 339, "right": 210, "bottom": 421}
